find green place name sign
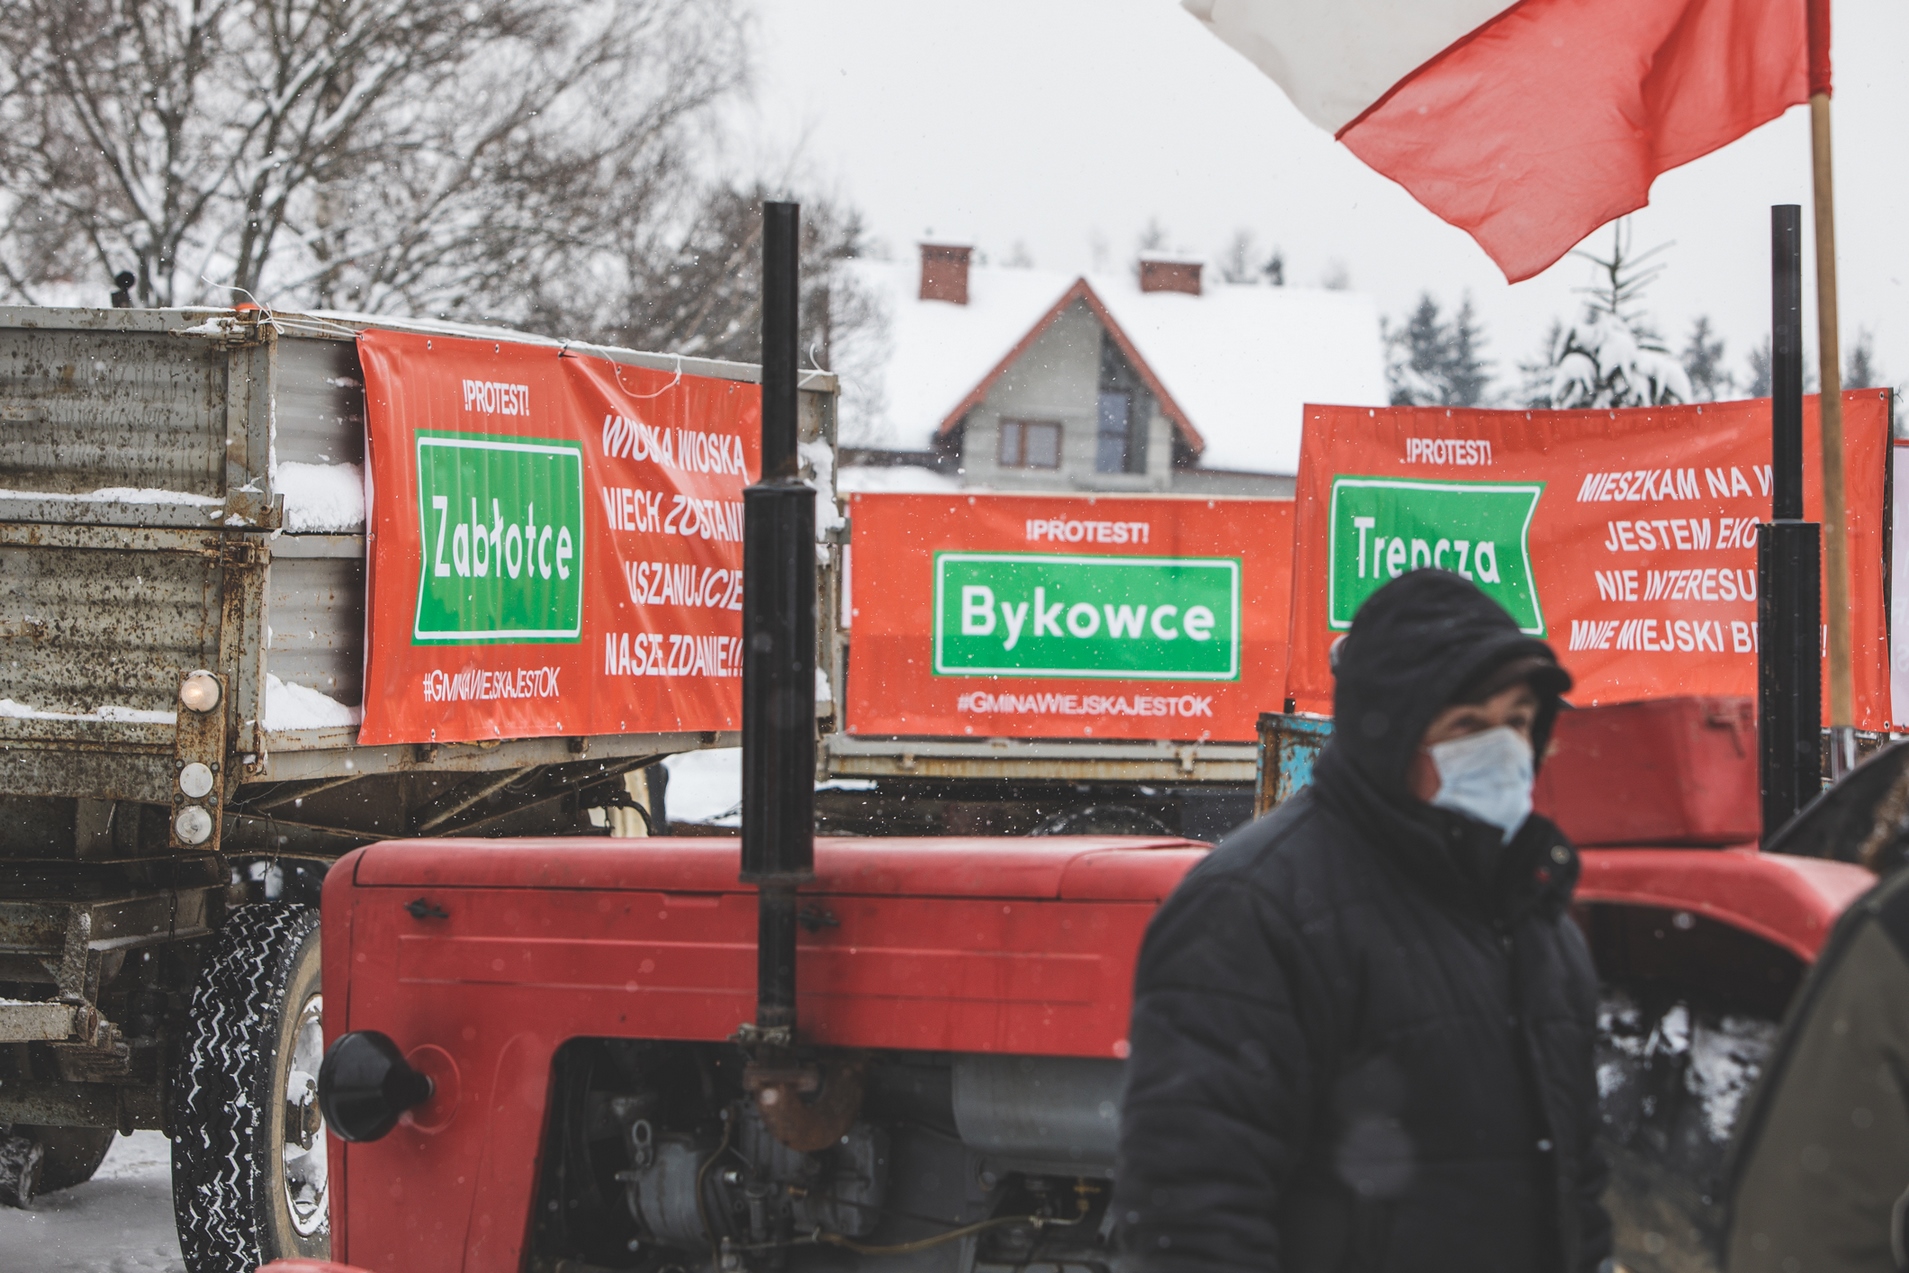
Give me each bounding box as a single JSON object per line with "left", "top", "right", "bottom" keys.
{"left": 933, "top": 552, "right": 1240, "bottom": 680}
{"left": 1327, "top": 476, "right": 1545, "bottom": 634}
{"left": 413, "top": 431, "right": 585, "bottom": 643}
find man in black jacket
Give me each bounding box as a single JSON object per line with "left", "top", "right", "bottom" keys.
{"left": 1116, "top": 569, "right": 1611, "bottom": 1273}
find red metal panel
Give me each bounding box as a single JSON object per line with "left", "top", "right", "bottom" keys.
{"left": 1534, "top": 697, "right": 1761, "bottom": 847}
{"left": 1058, "top": 846, "right": 1211, "bottom": 900}
{"left": 350, "top": 835, "right": 1205, "bottom": 899}
{"left": 1576, "top": 847, "right": 1872, "bottom": 960}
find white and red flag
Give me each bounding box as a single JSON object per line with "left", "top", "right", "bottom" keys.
{"left": 1184, "top": 0, "right": 1833, "bottom": 281}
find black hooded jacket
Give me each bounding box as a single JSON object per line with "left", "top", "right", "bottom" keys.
{"left": 1115, "top": 571, "right": 1611, "bottom": 1273}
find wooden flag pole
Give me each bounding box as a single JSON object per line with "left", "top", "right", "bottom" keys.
{"left": 1809, "top": 91, "right": 1855, "bottom": 777}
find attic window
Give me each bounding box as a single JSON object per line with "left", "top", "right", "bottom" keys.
{"left": 1096, "top": 338, "right": 1150, "bottom": 474}
{"left": 999, "top": 420, "right": 1061, "bottom": 470}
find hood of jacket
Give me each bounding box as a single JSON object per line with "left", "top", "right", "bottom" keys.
{"left": 1312, "top": 570, "right": 1575, "bottom": 919}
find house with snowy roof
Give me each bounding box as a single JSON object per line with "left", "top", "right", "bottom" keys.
{"left": 835, "top": 242, "right": 1386, "bottom": 496}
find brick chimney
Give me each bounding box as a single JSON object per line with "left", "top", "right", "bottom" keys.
{"left": 918, "top": 242, "right": 973, "bottom": 305}
{"left": 1139, "top": 255, "right": 1203, "bottom": 296}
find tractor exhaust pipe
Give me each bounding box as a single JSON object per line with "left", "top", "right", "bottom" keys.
{"left": 1758, "top": 205, "right": 1822, "bottom": 843}
{"left": 740, "top": 201, "right": 815, "bottom": 1045}
{"left": 738, "top": 203, "right": 863, "bottom": 1155}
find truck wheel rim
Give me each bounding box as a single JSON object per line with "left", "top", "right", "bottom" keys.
{"left": 282, "top": 992, "right": 329, "bottom": 1237}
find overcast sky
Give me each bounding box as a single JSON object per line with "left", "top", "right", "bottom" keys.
{"left": 739, "top": 0, "right": 1908, "bottom": 399}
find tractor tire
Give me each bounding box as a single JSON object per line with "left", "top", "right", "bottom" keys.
{"left": 171, "top": 904, "right": 330, "bottom": 1273}
{"left": 27, "top": 1126, "right": 115, "bottom": 1193}
{"left": 1029, "top": 804, "right": 1171, "bottom": 836}
{"left": 1596, "top": 986, "right": 1779, "bottom": 1273}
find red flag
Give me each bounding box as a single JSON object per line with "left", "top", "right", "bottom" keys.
{"left": 1185, "top": 0, "right": 1832, "bottom": 281}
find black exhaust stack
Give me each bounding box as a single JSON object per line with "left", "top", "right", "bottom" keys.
{"left": 736, "top": 204, "right": 863, "bottom": 1157}
{"left": 740, "top": 201, "right": 815, "bottom": 1045}
{"left": 1759, "top": 204, "right": 1823, "bottom": 843}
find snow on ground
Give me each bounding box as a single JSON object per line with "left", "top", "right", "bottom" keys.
{"left": 660, "top": 748, "right": 874, "bottom": 829}
{"left": 0, "top": 1131, "right": 184, "bottom": 1272}
{"left": 1687, "top": 1012, "right": 1779, "bottom": 1142}
{"left": 664, "top": 747, "right": 743, "bottom": 825}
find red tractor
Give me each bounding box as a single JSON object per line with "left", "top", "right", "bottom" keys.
{"left": 288, "top": 822, "right": 1873, "bottom": 1273}
{"left": 270, "top": 206, "right": 1891, "bottom": 1273}
{"left": 285, "top": 704, "right": 1886, "bottom": 1273}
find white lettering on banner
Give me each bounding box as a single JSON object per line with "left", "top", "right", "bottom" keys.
{"left": 1570, "top": 617, "right": 1733, "bottom": 652}
{"left": 602, "top": 632, "right": 742, "bottom": 678}
{"left": 422, "top": 665, "right": 561, "bottom": 702}
{"left": 601, "top": 414, "right": 748, "bottom": 476}
{"left": 1569, "top": 621, "right": 1620, "bottom": 651}
{"left": 1404, "top": 438, "right": 1492, "bottom": 465}
{"left": 1576, "top": 468, "right": 1700, "bottom": 501}
{"left": 662, "top": 495, "right": 744, "bottom": 542}
{"left": 461, "top": 380, "right": 531, "bottom": 416}
{"left": 623, "top": 560, "right": 743, "bottom": 611}
{"left": 954, "top": 691, "right": 1214, "bottom": 718}
{"left": 1024, "top": 518, "right": 1151, "bottom": 545}
{"left": 1612, "top": 617, "right": 1728, "bottom": 653}
{"left": 1641, "top": 568, "right": 1758, "bottom": 603}
{"left": 958, "top": 584, "right": 1214, "bottom": 652}
{"left": 1593, "top": 567, "right": 1757, "bottom": 603}
{"left": 600, "top": 486, "right": 664, "bottom": 533}
{"left": 1601, "top": 518, "right": 1741, "bottom": 552}
{"left": 1594, "top": 569, "right": 1639, "bottom": 602}
{"left": 1577, "top": 466, "right": 1773, "bottom": 503}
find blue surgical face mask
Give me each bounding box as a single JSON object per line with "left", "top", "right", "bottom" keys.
{"left": 1426, "top": 725, "right": 1534, "bottom": 842}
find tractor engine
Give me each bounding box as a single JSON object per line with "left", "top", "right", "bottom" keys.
{"left": 532, "top": 1041, "right": 1119, "bottom": 1273}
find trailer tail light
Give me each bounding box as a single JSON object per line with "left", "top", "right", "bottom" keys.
{"left": 171, "top": 669, "right": 227, "bottom": 851}
{"left": 172, "top": 805, "right": 213, "bottom": 846}
{"left": 179, "top": 669, "right": 222, "bottom": 713}
{"left": 178, "top": 761, "right": 215, "bottom": 799}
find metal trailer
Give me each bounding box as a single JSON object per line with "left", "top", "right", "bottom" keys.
{"left": 0, "top": 305, "right": 837, "bottom": 1267}
{"left": 816, "top": 734, "right": 1259, "bottom": 839}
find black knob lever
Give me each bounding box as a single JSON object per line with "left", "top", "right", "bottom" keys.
{"left": 317, "top": 1030, "right": 434, "bottom": 1143}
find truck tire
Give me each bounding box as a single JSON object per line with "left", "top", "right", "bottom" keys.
{"left": 0, "top": 1125, "right": 113, "bottom": 1205}
{"left": 0, "top": 1131, "right": 42, "bottom": 1208}
{"left": 171, "top": 904, "right": 329, "bottom": 1273}
{"left": 28, "top": 1126, "right": 115, "bottom": 1192}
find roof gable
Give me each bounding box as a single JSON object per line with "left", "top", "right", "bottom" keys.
{"left": 933, "top": 280, "right": 1208, "bottom": 456}
{"left": 837, "top": 258, "right": 1385, "bottom": 475}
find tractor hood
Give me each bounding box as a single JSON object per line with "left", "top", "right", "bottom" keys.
{"left": 348, "top": 835, "right": 1208, "bottom": 902}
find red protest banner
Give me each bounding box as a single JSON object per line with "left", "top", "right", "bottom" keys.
{"left": 357, "top": 329, "right": 759, "bottom": 745}
{"left": 1285, "top": 392, "right": 1893, "bottom": 729}
{"left": 843, "top": 493, "right": 1292, "bottom": 743}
